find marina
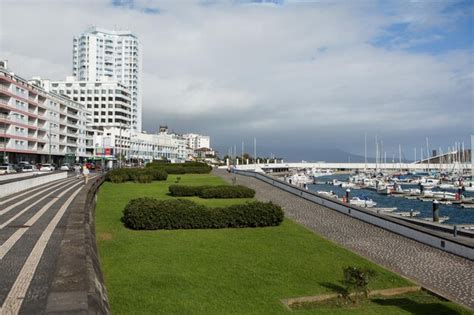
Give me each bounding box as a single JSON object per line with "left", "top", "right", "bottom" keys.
{"left": 297, "top": 173, "right": 474, "bottom": 226}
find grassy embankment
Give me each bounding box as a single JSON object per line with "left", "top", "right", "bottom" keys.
{"left": 96, "top": 174, "right": 469, "bottom": 314}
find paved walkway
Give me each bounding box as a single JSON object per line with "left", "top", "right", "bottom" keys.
{"left": 214, "top": 169, "right": 474, "bottom": 309}
{"left": 0, "top": 174, "right": 98, "bottom": 314}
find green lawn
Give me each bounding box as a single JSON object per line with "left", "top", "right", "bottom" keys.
{"left": 95, "top": 174, "right": 468, "bottom": 314}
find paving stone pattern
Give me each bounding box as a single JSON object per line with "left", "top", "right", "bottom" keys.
{"left": 215, "top": 169, "right": 474, "bottom": 309}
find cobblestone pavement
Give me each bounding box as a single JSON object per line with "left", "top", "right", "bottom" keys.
{"left": 214, "top": 169, "right": 474, "bottom": 309}
{"left": 0, "top": 174, "right": 98, "bottom": 314}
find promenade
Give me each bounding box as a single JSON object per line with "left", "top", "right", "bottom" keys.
{"left": 214, "top": 169, "right": 474, "bottom": 309}
{"left": 0, "top": 174, "right": 104, "bottom": 314}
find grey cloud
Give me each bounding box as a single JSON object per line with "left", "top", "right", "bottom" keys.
{"left": 1, "top": 0, "right": 472, "bottom": 160}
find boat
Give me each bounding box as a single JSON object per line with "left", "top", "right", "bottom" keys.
{"left": 422, "top": 216, "right": 450, "bottom": 223}
{"left": 316, "top": 191, "right": 338, "bottom": 199}
{"left": 310, "top": 169, "right": 334, "bottom": 178}
{"left": 394, "top": 211, "right": 420, "bottom": 217}
{"left": 349, "top": 196, "right": 377, "bottom": 208}
{"left": 287, "top": 173, "right": 313, "bottom": 185}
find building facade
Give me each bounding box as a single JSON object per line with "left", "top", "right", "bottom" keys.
{"left": 72, "top": 26, "right": 142, "bottom": 132}
{"left": 182, "top": 133, "right": 210, "bottom": 150}
{"left": 0, "top": 62, "right": 93, "bottom": 164}
{"left": 41, "top": 76, "right": 132, "bottom": 132}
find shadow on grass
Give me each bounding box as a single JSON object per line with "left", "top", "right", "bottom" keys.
{"left": 319, "top": 282, "right": 348, "bottom": 296}
{"left": 372, "top": 297, "right": 464, "bottom": 315}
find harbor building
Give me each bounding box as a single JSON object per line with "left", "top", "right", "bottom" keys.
{"left": 40, "top": 77, "right": 132, "bottom": 132}
{"left": 0, "top": 61, "right": 93, "bottom": 164}
{"left": 72, "top": 27, "right": 142, "bottom": 132}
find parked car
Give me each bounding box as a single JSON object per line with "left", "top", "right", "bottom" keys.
{"left": 21, "top": 165, "right": 36, "bottom": 172}
{"left": 0, "top": 164, "right": 17, "bottom": 174}
{"left": 60, "top": 163, "right": 70, "bottom": 171}
{"left": 39, "top": 163, "right": 54, "bottom": 172}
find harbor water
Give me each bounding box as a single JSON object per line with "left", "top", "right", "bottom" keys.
{"left": 308, "top": 174, "right": 474, "bottom": 225}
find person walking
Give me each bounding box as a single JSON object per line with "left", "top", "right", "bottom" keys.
{"left": 82, "top": 165, "right": 90, "bottom": 184}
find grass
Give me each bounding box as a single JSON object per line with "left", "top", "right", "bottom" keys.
{"left": 95, "top": 174, "right": 469, "bottom": 314}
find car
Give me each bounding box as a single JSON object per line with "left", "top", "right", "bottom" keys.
{"left": 21, "top": 165, "right": 36, "bottom": 172}
{"left": 60, "top": 163, "right": 70, "bottom": 171}
{"left": 0, "top": 164, "right": 17, "bottom": 174}
{"left": 85, "top": 162, "right": 95, "bottom": 170}
{"left": 39, "top": 163, "right": 54, "bottom": 172}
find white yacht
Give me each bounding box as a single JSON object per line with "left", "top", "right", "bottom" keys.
{"left": 349, "top": 196, "right": 377, "bottom": 208}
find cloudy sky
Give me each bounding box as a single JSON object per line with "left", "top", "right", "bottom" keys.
{"left": 1, "top": 0, "right": 473, "bottom": 161}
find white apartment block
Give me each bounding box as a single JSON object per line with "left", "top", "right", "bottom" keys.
{"left": 183, "top": 133, "right": 210, "bottom": 150}
{"left": 93, "top": 127, "right": 188, "bottom": 163}
{"left": 40, "top": 76, "right": 132, "bottom": 132}
{"left": 0, "top": 61, "right": 93, "bottom": 164}
{"left": 73, "top": 27, "right": 142, "bottom": 132}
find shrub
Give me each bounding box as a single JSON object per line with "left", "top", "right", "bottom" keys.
{"left": 342, "top": 266, "right": 377, "bottom": 302}
{"left": 109, "top": 174, "right": 125, "bottom": 183}
{"left": 146, "top": 162, "right": 212, "bottom": 174}
{"left": 168, "top": 185, "right": 255, "bottom": 198}
{"left": 168, "top": 185, "right": 212, "bottom": 197}
{"left": 106, "top": 168, "right": 168, "bottom": 183}
{"left": 122, "top": 198, "right": 284, "bottom": 230}
{"left": 200, "top": 185, "right": 255, "bottom": 199}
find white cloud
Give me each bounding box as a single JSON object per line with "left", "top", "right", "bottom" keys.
{"left": 0, "top": 0, "right": 472, "bottom": 159}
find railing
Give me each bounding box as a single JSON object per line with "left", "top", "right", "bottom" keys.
{"left": 234, "top": 169, "right": 474, "bottom": 260}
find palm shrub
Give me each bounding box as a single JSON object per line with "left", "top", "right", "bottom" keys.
{"left": 342, "top": 266, "right": 376, "bottom": 302}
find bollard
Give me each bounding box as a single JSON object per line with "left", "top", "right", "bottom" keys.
{"left": 453, "top": 225, "right": 458, "bottom": 237}
{"left": 432, "top": 200, "right": 440, "bottom": 222}
{"left": 345, "top": 189, "right": 350, "bottom": 204}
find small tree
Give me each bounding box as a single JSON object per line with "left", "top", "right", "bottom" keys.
{"left": 342, "top": 266, "right": 376, "bottom": 303}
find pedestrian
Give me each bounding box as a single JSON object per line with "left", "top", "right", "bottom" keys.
{"left": 82, "top": 165, "right": 90, "bottom": 184}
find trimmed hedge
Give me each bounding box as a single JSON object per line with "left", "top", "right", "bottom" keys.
{"left": 200, "top": 185, "right": 255, "bottom": 199}
{"left": 106, "top": 168, "right": 168, "bottom": 183}
{"left": 146, "top": 162, "right": 212, "bottom": 174}
{"left": 168, "top": 185, "right": 255, "bottom": 199}
{"left": 122, "top": 198, "right": 284, "bottom": 230}
{"left": 168, "top": 185, "right": 212, "bottom": 197}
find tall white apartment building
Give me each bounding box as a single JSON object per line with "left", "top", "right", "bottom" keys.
{"left": 41, "top": 76, "right": 132, "bottom": 131}
{"left": 183, "top": 133, "right": 210, "bottom": 150}
{"left": 72, "top": 26, "right": 142, "bottom": 132}
{"left": 0, "top": 61, "right": 93, "bottom": 164}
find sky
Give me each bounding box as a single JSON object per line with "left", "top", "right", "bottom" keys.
{"left": 1, "top": 0, "right": 473, "bottom": 161}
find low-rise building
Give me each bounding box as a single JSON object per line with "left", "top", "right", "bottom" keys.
{"left": 0, "top": 61, "right": 93, "bottom": 164}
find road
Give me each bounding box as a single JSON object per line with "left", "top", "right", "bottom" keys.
{"left": 0, "top": 175, "right": 93, "bottom": 314}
